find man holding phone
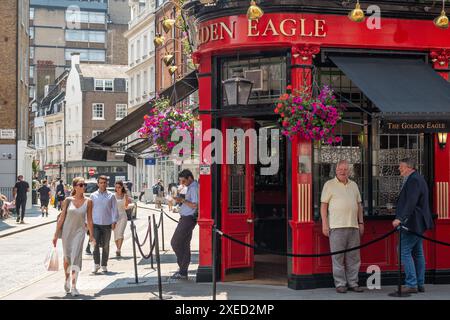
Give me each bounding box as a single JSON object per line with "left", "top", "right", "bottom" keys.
{"left": 170, "top": 169, "right": 198, "bottom": 280}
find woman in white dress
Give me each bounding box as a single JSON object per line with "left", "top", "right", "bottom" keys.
{"left": 53, "top": 177, "right": 96, "bottom": 297}
{"left": 114, "top": 181, "right": 130, "bottom": 257}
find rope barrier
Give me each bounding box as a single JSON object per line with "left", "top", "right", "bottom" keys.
{"left": 216, "top": 228, "right": 398, "bottom": 257}
{"left": 133, "top": 225, "right": 154, "bottom": 260}
{"left": 163, "top": 211, "right": 179, "bottom": 224}
{"left": 401, "top": 226, "right": 450, "bottom": 247}
{"left": 137, "top": 223, "right": 151, "bottom": 247}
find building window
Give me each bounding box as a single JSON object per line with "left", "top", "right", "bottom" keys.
{"left": 29, "top": 66, "right": 34, "bottom": 80}
{"left": 136, "top": 39, "right": 141, "bottom": 62}
{"left": 116, "top": 104, "right": 127, "bottom": 120}
{"left": 65, "top": 10, "right": 106, "bottom": 24}
{"left": 143, "top": 70, "right": 148, "bottom": 95}
{"left": 65, "top": 30, "right": 105, "bottom": 43}
{"left": 130, "top": 77, "right": 134, "bottom": 102}
{"left": 30, "top": 8, "right": 35, "bottom": 20}
{"left": 92, "top": 103, "right": 105, "bottom": 120}
{"left": 30, "top": 27, "right": 34, "bottom": 39}
{"left": 92, "top": 130, "right": 103, "bottom": 138}
{"left": 95, "top": 79, "right": 114, "bottom": 91}
{"left": 65, "top": 49, "right": 105, "bottom": 62}
{"left": 30, "top": 47, "right": 34, "bottom": 59}
{"left": 130, "top": 44, "right": 135, "bottom": 65}
{"left": 143, "top": 35, "right": 148, "bottom": 57}
{"left": 136, "top": 74, "right": 141, "bottom": 100}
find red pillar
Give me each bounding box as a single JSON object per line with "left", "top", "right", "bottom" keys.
{"left": 430, "top": 49, "right": 450, "bottom": 277}
{"left": 288, "top": 44, "right": 320, "bottom": 289}
{"left": 193, "top": 51, "right": 215, "bottom": 282}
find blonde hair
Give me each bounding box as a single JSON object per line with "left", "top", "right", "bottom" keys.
{"left": 71, "top": 177, "right": 85, "bottom": 196}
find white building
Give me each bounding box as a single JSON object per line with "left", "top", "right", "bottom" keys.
{"left": 124, "top": 0, "right": 157, "bottom": 193}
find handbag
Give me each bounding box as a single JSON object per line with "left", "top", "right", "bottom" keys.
{"left": 44, "top": 247, "right": 59, "bottom": 271}
{"left": 56, "top": 198, "right": 72, "bottom": 239}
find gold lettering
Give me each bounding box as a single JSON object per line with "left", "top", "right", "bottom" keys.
{"left": 248, "top": 19, "right": 260, "bottom": 37}
{"left": 300, "top": 19, "right": 313, "bottom": 37}
{"left": 314, "top": 19, "right": 327, "bottom": 37}
{"left": 220, "top": 21, "right": 235, "bottom": 40}
{"left": 200, "top": 26, "right": 210, "bottom": 44}
{"left": 280, "top": 19, "right": 296, "bottom": 36}
{"left": 262, "top": 19, "right": 280, "bottom": 36}
{"left": 211, "top": 23, "right": 219, "bottom": 41}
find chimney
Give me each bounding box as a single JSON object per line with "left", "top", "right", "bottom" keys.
{"left": 71, "top": 52, "right": 80, "bottom": 68}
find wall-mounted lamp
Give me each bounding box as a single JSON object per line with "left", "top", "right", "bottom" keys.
{"left": 438, "top": 132, "right": 448, "bottom": 149}
{"left": 222, "top": 73, "right": 253, "bottom": 106}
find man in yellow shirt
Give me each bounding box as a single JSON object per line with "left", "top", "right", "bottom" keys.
{"left": 320, "top": 160, "right": 364, "bottom": 293}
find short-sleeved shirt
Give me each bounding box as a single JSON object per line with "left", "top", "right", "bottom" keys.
{"left": 14, "top": 181, "right": 29, "bottom": 199}
{"left": 180, "top": 180, "right": 199, "bottom": 217}
{"left": 38, "top": 185, "right": 51, "bottom": 200}
{"left": 321, "top": 177, "right": 362, "bottom": 229}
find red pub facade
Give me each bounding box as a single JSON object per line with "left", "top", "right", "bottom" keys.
{"left": 184, "top": 0, "right": 450, "bottom": 289}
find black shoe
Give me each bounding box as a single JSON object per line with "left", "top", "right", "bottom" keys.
{"left": 16, "top": 218, "right": 20, "bottom": 223}
{"left": 170, "top": 272, "right": 188, "bottom": 280}
{"left": 418, "top": 286, "right": 425, "bottom": 293}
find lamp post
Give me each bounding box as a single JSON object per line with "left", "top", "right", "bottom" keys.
{"left": 222, "top": 73, "right": 253, "bottom": 106}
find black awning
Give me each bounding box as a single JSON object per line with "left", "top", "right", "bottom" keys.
{"left": 329, "top": 56, "right": 450, "bottom": 125}
{"left": 123, "top": 140, "right": 154, "bottom": 167}
{"left": 83, "top": 70, "right": 198, "bottom": 161}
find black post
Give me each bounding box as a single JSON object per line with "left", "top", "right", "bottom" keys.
{"left": 130, "top": 219, "right": 139, "bottom": 284}
{"left": 148, "top": 215, "right": 154, "bottom": 269}
{"left": 212, "top": 225, "right": 217, "bottom": 300}
{"left": 389, "top": 226, "right": 410, "bottom": 297}
{"left": 160, "top": 208, "right": 165, "bottom": 251}
{"left": 153, "top": 214, "right": 163, "bottom": 300}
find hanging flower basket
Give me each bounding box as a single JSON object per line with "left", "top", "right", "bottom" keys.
{"left": 138, "top": 98, "right": 197, "bottom": 155}
{"left": 274, "top": 85, "right": 344, "bottom": 145}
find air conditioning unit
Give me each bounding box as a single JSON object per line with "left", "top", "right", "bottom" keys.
{"left": 244, "top": 69, "right": 268, "bottom": 91}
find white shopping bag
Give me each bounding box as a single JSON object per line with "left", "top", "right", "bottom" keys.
{"left": 44, "top": 247, "right": 59, "bottom": 272}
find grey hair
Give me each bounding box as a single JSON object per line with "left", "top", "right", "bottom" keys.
{"left": 336, "top": 159, "right": 350, "bottom": 170}
{"left": 400, "top": 158, "right": 416, "bottom": 169}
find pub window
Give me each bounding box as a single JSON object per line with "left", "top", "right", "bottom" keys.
{"left": 221, "top": 55, "right": 287, "bottom": 106}
{"left": 313, "top": 67, "right": 429, "bottom": 217}
{"left": 228, "top": 135, "right": 246, "bottom": 214}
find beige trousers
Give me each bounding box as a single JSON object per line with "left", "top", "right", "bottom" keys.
{"left": 329, "top": 227, "right": 361, "bottom": 288}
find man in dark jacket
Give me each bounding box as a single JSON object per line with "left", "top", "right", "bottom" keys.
{"left": 393, "top": 158, "right": 434, "bottom": 294}
{"left": 56, "top": 180, "right": 65, "bottom": 211}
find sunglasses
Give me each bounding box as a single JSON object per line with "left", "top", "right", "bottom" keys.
{"left": 76, "top": 183, "right": 86, "bottom": 187}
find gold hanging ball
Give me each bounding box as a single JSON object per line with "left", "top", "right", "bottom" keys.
{"left": 168, "top": 65, "right": 178, "bottom": 76}
{"left": 434, "top": 10, "right": 449, "bottom": 29}
{"left": 247, "top": 0, "right": 264, "bottom": 21}
{"left": 163, "top": 54, "right": 175, "bottom": 67}
{"left": 162, "top": 18, "right": 176, "bottom": 33}
{"left": 153, "top": 34, "right": 165, "bottom": 47}
{"left": 348, "top": 2, "right": 365, "bottom": 23}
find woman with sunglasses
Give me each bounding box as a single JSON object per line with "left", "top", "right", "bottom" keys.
{"left": 113, "top": 181, "right": 131, "bottom": 257}
{"left": 53, "top": 177, "right": 96, "bottom": 297}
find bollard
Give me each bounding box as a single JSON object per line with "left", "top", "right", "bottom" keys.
{"left": 153, "top": 214, "right": 163, "bottom": 300}
{"left": 212, "top": 225, "right": 217, "bottom": 301}
{"left": 160, "top": 208, "right": 165, "bottom": 251}
{"left": 129, "top": 219, "right": 139, "bottom": 284}
{"left": 389, "top": 226, "right": 410, "bottom": 297}
{"left": 148, "top": 215, "right": 154, "bottom": 269}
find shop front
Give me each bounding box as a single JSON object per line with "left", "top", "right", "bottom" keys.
{"left": 186, "top": 0, "right": 450, "bottom": 289}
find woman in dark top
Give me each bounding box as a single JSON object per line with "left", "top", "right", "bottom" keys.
{"left": 38, "top": 180, "right": 51, "bottom": 217}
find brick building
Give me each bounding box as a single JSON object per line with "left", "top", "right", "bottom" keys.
{"left": 0, "top": 0, "right": 34, "bottom": 204}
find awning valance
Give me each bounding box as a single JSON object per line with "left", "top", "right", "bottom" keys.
{"left": 83, "top": 70, "right": 198, "bottom": 162}
{"left": 329, "top": 55, "right": 450, "bottom": 132}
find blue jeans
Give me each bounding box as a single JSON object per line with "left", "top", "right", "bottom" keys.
{"left": 400, "top": 231, "right": 425, "bottom": 288}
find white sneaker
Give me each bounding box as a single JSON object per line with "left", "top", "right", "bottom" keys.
{"left": 101, "top": 266, "right": 108, "bottom": 273}
{"left": 70, "top": 287, "right": 79, "bottom": 297}
{"left": 64, "top": 279, "right": 71, "bottom": 293}
{"left": 92, "top": 264, "right": 100, "bottom": 274}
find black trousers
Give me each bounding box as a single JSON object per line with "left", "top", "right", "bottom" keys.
{"left": 170, "top": 216, "right": 196, "bottom": 275}
{"left": 93, "top": 224, "right": 112, "bottom": 267}
{"left": 16, "top": 198, "right": 27, "bottom": 221}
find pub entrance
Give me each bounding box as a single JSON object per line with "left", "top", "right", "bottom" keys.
{"left": 220, "top": 117, "right": 287, "bottom": 285}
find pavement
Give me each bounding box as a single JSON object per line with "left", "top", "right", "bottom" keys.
{"left": 2, "top": 202, "right": 450, "bottom": 300}
{"left": 0, "top": 203, "right": 60, "bottom": 238}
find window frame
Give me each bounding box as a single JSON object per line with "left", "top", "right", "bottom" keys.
{"left": 115, "top": 104, "right": 128, "bottom": 120}
{"left": 92, "top": 103, "right": 105, "bottom": 120}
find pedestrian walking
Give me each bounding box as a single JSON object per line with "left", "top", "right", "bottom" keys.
{"left": 392, "top": 158, "right": 434, "bottom": 294}
{"left": 170, "top": 170, "right": 198, "bottom": 280}
{"left": 152, "top": 179, "right": 164, "bottom": 208}
{"left": 166, "top": 182, "right": 178, "bottom": 212}
{"left": 38, "top": 180, "right": 51, "bottom": 217}
{"left": 13, "top": 175, "right": 29, "bottom": 224}
{"left": 52, "top": 177, "right": 96, "bottom": 297}
{"left": 320, "top": 160, "right": 364, "bottom": 293}
{"left": 113, "top": 181, "right": 131, "bottom": 257}
{"left": 51, "top": 180, "right": 57, "bottom": 209}
{"left": 139, "top": 182, "right": 147, "bottom": 202}
{"left": 90, "top": 175, "right": 119, "bottom": 274}
{"left": 56, "top": 180, "right": 65, "bottom": 211}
